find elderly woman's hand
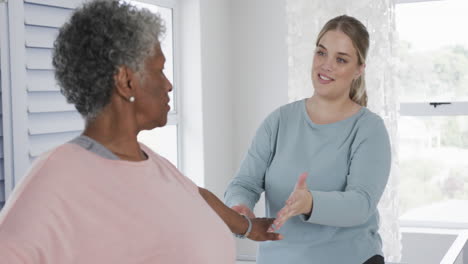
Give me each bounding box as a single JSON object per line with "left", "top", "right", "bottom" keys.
{"left": 248, "top": 218, "right": 283, "bottom": 241}
{"left": 272, "top": 172, "right": 312, "bottom": 231}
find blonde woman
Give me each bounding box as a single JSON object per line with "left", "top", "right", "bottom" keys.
{"left": 225, "top": 15, "right": 390, "bottom": 264}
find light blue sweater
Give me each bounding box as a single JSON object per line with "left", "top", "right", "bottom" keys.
{"left": 225, "top": 99, "right": 391, "bottom": 264}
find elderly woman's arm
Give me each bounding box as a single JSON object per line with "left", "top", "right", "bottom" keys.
{"left": 198, "top": 187, "right": 282, "bottom": 241}
{"left": 0, "top": 241, "right": 39, "bottom": 263}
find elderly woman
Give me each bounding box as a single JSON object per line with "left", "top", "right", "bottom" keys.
{"left": 0, "top": 1, "right": 281, "bottom": 263}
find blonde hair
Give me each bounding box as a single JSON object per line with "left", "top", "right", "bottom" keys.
{"left": 315, "top": 15, "right": 369, "bottom": 106}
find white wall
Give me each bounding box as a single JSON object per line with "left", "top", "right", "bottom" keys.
{"left": 230, "top": 0, "right": 289, "bottom": 168}
{"left": 199, "top": 0, "right": 234, "bottom": 198}
{"left": 180, "top": 0, "right": 235, "bottom": 198}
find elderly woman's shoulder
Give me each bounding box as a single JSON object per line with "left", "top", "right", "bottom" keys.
{"left": 6, "top": 143, "right": 82, "bottom": 202}
{"left": 31, "top": 143, "right": 71, "bottom": 163}
{"left": 25, "top": 143, "right": 86, "bottom": 179}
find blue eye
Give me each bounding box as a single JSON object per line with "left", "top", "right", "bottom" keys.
{"left": 337, "top": 58, "right": 347, "bottom": 63}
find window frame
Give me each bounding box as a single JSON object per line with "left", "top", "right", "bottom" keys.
{"left": 400, "top": 102, "right": 468, "bottom": 116}
{"left": 119, "top": 0, "right": 184, "bottom": 171}
{"left": 0, "top": 1, "right": 10, "bottom": 203}
{"left": 125, "top": 0, "right": 183, "bottom": 169}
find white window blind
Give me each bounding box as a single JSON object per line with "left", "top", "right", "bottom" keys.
{"left": 24, "top": 0, "right": 84, "bottom": 166}
{"left": 0, "top": 0, "right": 85, "bottom": 209}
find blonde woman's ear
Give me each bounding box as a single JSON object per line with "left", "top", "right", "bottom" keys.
{"left": 355, "top": 63, "right": 366, "bottom": 79}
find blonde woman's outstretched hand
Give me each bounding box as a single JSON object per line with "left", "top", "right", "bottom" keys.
{"left": 271, "top": 172, "right": 313, "bottom": 231}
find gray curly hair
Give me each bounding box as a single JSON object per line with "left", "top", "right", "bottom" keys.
{"left": 53, "top": 0, "right": 165, "bottom": 120}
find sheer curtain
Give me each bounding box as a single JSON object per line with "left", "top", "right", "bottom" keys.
{"left": 286, "top": 0, "right": 401, "bottom": 262}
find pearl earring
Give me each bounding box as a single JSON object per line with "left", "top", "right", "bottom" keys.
{"left": 129, "top": 96, "right": 135, "bottom": 103}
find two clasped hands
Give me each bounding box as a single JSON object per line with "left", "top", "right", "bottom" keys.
{"left": 232, "top": 172, "right": 312, "bottom": 240}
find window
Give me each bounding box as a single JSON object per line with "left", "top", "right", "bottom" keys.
{"left": 124, "top": 0, "right": 180, "bottom": 167}
{"left": 396, "top": 0, "right": 468, "bottom": 228}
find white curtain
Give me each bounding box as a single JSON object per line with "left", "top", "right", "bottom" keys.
{"left": 286, "top": 0, "right": 401, "bottom": 262}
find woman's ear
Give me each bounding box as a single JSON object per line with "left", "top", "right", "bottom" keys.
{"left": 114, "top": 65, "right": 136, "bottom": 100}
{"left": 355, "top": 63, "right": 366, "bottom": 80}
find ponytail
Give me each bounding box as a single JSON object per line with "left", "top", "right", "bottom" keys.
{"left": 350, "top": 74, "right": 367, "bottom": 107}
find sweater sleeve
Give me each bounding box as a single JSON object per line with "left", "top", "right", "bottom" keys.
{"left": 301, "top": 116, "right": 391, "bottom": 227}
{"left": 224, "top": 110, "right": 280, "bottom": 211}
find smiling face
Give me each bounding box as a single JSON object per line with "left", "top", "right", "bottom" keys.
{"left": 311, "top": 30, "right": 364, "bottom": 102}
{"left": 134, "top": 44, "right": 173, "bottom": 130}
